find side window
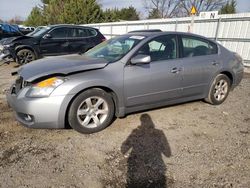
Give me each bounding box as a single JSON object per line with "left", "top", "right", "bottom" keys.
{"left": 77, "top": 28, "right": 88, "bottom": 37}
{"left": 136, "top": 35, "right": 177, "bottom": 61}
{"left": 86, "top": 29, "right": 97, "bottom": 37}
{"left": 49, "top": 28, "right": 68, "bottom": 38}
{"left": 68, "top": 28, "right": 97, "bottom": 38}
{"left": 182, "top": 36, "right": 218, "bottom": 57}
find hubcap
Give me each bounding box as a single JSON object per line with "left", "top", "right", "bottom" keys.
{"left": 213, "top": 79, "right": 228, "bottom": 101}
{"left": 18, "top": 51, "right": 34, "bottom": 64}
{"left": 77, "top": 97, "right": 109, "bottom": 128}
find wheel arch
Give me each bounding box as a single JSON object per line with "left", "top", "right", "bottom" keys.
{"left": 206, "top": 70, "right": 234, "bottom": 99}
{"left": 220, "top": 71, "right": 234, "bottom": 86}
{"left": 63, "top": 86, "right": 120, "bottom": 129}
{"left": 15, "top": 45, "right": 38, "bottom": 59}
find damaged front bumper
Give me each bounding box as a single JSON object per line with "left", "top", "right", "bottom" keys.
{"left": 6, "top": 84, "right": 67, "bottom": 129}
{"left": 0, "top": 46, "right": 14, "bottom": 63}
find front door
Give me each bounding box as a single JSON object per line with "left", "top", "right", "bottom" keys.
{"left": 40, "top": 27, "right": 69, "bottom": 56}
{"left": 124, "top": 35, "right": 182, "bottom": 107}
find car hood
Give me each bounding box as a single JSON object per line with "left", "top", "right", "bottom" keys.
{"left": 17, "top": 55, "right": 109, "bottom": 82}
{"left": 0, "top": 35, "right": 32, "bottom": 45}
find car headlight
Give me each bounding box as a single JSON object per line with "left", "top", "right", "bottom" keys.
{"left": 0, "top": 45, "right": 3, "bottom": 51}
{"left": 3, "top": 44, "right": 11, "bottom": 48}
{"left": 26, "top": 77, "right": 65, "bottom": 97}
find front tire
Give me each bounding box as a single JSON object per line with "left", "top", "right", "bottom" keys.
{"left": 16, "top": 49, "right": 36, "bottom": 64}
{"left": 205, "top": 74, "right": 231, "bottom": 105}
{"left": 68, "top": 89, "right": 115, "bottom": 134}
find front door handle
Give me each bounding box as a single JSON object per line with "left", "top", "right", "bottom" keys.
{"left": 212, "top": 61, "right": 219, "bottom": 66}
{"left": 171, "top": 67, "right": 178, "bottom": 73}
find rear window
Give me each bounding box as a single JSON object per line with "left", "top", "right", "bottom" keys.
{"left": 181, "top": 36, "right": 218, "bottom": 57}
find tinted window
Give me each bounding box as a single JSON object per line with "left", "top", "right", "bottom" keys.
{"left": 181, "top": 36, "right": 218, "bottom": 57}
{"left": 87, "top": 29, "right": 97, "bottom": 37}
{"left": 136, "top": 35, "right": 177, "bottom": 61}
{"left": 50, "top": 28, "right": 68, "bottom": 38}
{"left": 68, "top": 28, "right": 97, "bottom": 38}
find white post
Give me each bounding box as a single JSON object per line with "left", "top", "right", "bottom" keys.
{"left": 190, "top": 14, "right": 194, "bottom": 33}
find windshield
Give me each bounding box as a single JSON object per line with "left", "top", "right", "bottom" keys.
{"left": 84, "top": 35, "right": 145, "bottom": 62}
{"left": 26, "top": 26, "right": 50, "bottom": 37}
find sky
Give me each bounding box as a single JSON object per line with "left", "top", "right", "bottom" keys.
{"left": 0, "top": 0, "right": 249, "bottom": 21}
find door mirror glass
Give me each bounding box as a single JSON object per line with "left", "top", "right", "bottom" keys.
{"left": 131, "top": 54, "right": 151, "bottom": 65}
{"left": 43, "top": 33, "right": 52, "bottom": 39}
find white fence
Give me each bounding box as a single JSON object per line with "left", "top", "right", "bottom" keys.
{"left": 86, "top": 12, "right": 250, "bottom": 66}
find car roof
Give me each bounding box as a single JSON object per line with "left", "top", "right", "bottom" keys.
{"left": 126, "top": 31, "right": 216, "bottom": 43}
{"left": 47, "top": 24, "right": 97, "bottom": 30}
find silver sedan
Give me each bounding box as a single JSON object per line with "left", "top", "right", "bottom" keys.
{"left": 7, "top": 31, "right": 244, "bottom": 134}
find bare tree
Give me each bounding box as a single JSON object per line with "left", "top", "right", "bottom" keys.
{"left": 178, "top": 0, "right": 227, "bottom": 16}
{"left": 8, "top": 16, "right": 24, "bottom": 25}
{"left": 143, "top": 0, "right": 181, "bottom": 18}
{"left": 143, "top": 0, "right": 227, "bottom": 18}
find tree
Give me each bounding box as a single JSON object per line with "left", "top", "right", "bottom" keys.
{"left": 178, "top": 0, "right": 227, "bottom": 16}
{"left": 58, "top": 0, "right": 103, "bottom": 24}
{"left": 219, "top": 0, "right": 237, "bottom": 14}
{"left": 144, "top": 0, "right": 180, "bottom": 18}
{"left": 118, "top": 6, "right": 140, "bottom": 21}
{"left": 102, "top": 8, "right": 120, "bottom": 22}
{"left": 8, "top": 16, "right": 24, "bottom": 25}
{"left": 102, "top": 6, "right": 140, "bottom": 22}
{"left": 43, "top": 0, "right": 66, "bottom": 24}
{"left": 25, "top": 6, "right": 45, "bottom": 26}
{"left": 143, "top": 0, "right": 228, "bottom": 18}
{"left": 25, "top": 0, "right": 103, "bottom": 26}
{"left": 148, "top": 8, "right": 161, "bottom": 19}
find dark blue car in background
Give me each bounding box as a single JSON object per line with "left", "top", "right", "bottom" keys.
{"left": 0, "top": 23, "right": 32, "bottom": 40}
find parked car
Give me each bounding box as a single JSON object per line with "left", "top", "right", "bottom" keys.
{"left": 6, "top": 31, "right": 244, "bottom": 134}
{"left": 0, "top": 24, "right": 106, "bottom": 64}
{"left": 0, "top": 23, "right": 32, "bottom": 40}
{"left": 18, "top": 25, "right": 35, "bottom": 32}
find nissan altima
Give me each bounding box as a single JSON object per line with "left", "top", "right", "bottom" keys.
{"left": 6, "top": 31, "right": 244, "bottom": 134}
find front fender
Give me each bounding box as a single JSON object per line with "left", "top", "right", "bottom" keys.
{"left": 56, "top": 79, "right": 125, "bottom": 128}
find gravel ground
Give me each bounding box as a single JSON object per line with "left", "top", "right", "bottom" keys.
{"left": 0, "top": 63, "right": 249, "bottom": 188}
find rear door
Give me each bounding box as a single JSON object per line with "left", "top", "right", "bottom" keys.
{"left": 179, "top": 35, "right": 221, "bottom": 97}
{"left": 67, "top": 27, "right": 98, "bottom": 54}
{"left": 40, "top": 27, "right": 70, "bottom": 55}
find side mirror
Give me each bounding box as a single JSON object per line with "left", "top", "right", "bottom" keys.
{"left": 43, "top": 33, "right": 52, "bottom": 39}
{"left": 130, "top": 54, "right": 151, "bottom": 65}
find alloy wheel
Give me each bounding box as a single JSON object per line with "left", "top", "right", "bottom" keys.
{"left": 213, "top": 79, "right": 229, "bottom": 101}
{"left": 77, "top": 96, "right": 109, "bottom": 128}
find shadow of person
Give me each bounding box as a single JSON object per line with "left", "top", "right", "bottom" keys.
{"left": 121, "top": 114, "right": 171, "bottom": 188}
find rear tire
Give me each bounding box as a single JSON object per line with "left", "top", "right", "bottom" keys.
{"left": 205, "top": 74, "right": 231, "bottom": 105}
{"left": 16, "top": 49, "right": 36, "bottom": 64}
{"left": 68, "top": 89, "right": 115, "bottom": 134}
